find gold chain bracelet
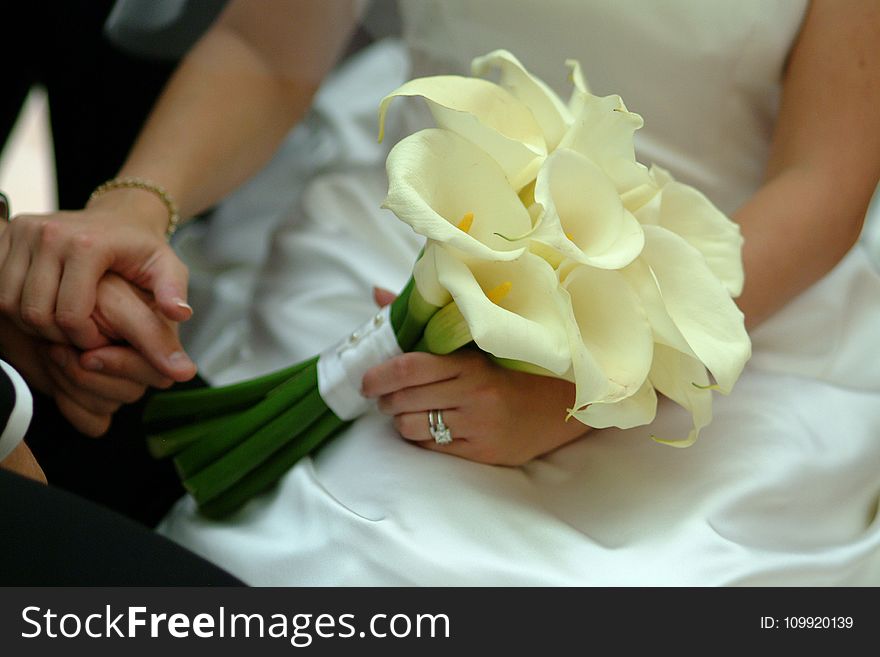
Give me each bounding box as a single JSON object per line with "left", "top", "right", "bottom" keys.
{"left": 89, "top": 177, "right": 180, "bottom": 239}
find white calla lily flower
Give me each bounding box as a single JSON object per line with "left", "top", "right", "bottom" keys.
{"left": 570, "top": 378, "right": 658, "bottom": 429}
{"left": 433, "top": 245, "right": 571, "bottom": 375}
{"left": 412, "top": 242, "right": 452, "bottom": 308}
{"left": 633, "top": 166, "right": 744, "bottom": 296}
{"left": 531, "top": 149, "right": 645, "bottom": 269}
{"left": 378, "top": 76, "right": 546, "bottom": 189}
{"left": 640, "top": 225, "right": 750, "bottom": 393}
{"left": 471, "top": 49, "right": 572, "bottom": 150}
{"left": 558, "top": 92, "right": 649, "bottom": 193}
{"left": 648, "top": 344, "right": 713, "bottom": 448}
{"left": 561, "top": 264, "right": 654, "bottom": 408}
{"left": 383, "top": 129, "right": 532, "bottom": 261}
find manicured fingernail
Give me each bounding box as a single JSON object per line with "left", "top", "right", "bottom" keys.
{"left": 49, "top": 347, "right": 68, "bottom": 368}
{"left": 173, "top": 298, "right": 194, "bottom": 315}
{"left": 168, "top": 351, "right": 194, "bottom": 369}
{"left": 83, "top": 356, "right": 104, "bottom": 371}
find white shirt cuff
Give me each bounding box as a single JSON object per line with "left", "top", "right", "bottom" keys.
{"left": 0, "top": 359, "right": 33, "bottom": 462}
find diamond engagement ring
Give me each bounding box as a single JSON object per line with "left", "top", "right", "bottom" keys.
{"left": 428, "top": 409, "right": 453, "bottom": 445}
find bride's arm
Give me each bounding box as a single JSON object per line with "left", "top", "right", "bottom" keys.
{"left": 114, "top": 0, "right": 359, "bottom": 225}
{"left": 735, "top": 0, "right": 880, "bottom": 329}
{"left": 0, "top": 0, "right": 358, "bottom": 350}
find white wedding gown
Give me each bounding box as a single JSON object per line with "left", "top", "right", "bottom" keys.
{"left": 159, "top": 0, "right": 880, "bottom": 585}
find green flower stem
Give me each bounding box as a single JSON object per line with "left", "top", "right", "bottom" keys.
{"left": 198, "top": 412, "right": 350, "bottom": 519}
{"left": 173, "top": 361, "right": 318, "bottom": 479}
{"left": 147, "top": 412, "right": 240, "bottom": 459}
{"left": 143, "top": 357, "right": 317, "bottom": 427}
{"left": 183, "top": 388, "right": 329, "bottom": 505}
{"left": 389, "top": 275, "right": 414, "bottom": 334}
{"left": 389, "top": 277, "right": 439, "bottom": 351}
{"left": 419, "top": 301, "right": 473, "bottom": 354}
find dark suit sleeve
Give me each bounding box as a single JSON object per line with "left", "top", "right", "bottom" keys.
{"left": 0, "top": 359, "right": 33, "bottom": 461}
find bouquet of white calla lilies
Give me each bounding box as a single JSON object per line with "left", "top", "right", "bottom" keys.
{"left": 144, "top": 49, "right": 750, "bottom": 517}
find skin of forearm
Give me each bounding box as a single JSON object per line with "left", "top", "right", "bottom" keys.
{"left": 734, "top": 1, "right": 880, "bottom": 330}
{"left": 734, "top": 164, "right": 874, "bottom": 330}
{"left": 115, "top": 27, "right": 319, "bottom": 226}
{"left": 105, "top": 0, "right": 358, "bottom": 230}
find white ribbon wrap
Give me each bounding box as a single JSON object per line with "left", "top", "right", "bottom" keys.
{"left": 317, "top": 305, "right": 402, "bottom": 420}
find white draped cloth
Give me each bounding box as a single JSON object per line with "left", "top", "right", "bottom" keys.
{"left": 159, "top": 0, "right": 880, "bottom": 585}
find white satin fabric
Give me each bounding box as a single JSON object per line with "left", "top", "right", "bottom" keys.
{"left": 160, "top": 0, "right": 880, "bottom": 585}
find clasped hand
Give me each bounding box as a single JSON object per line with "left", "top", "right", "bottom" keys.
{"left": 0, "top": 209, "right": 197, "bottom": 436}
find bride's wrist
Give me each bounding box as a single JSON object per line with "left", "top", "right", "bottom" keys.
{"left": 86, "top": 178, "right": 181, "bottom": 239}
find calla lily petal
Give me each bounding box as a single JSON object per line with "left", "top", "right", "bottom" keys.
{"left": 562, "top": 264, "right": 654, "bottom": 406}
{"left": 565, "top": 59, "right": 590, "bottom": 96}
{"left": 532, "top": 149, "right": 644, "bottom": 269}
{"left": 627, "top": 182, "right": 662, "bottom": 221}
{"left": 648, "top": 343, "right": 713, "bottom": 447}
{"left": 653, "top": 177, "right": 744, "bottom": 297}
{"left": 641, "top": 225, "right": 750, "bottom": 393}
{"left": 413, "top": 242, "right": 453, "bottom": 308}
{"left": 602, "top": 157, "right": 656, "bottom": 198}
{"left": 434, "top": 246, "right": 571, "bottom": 375}
{"left": 621, "top": 258, "right": 694, "bottom": 356}
{"left": 565, "top": 59, "right": 592, "bottom": 120}
{"left": 570, "top": 378, "right": 658, "bottom": 429}
{"left": 383, "top": 129, "right": 531, "bottom": 260}
{"left": 378, "top": 76, "right": 546, "bottom": 189}
{"left": 558, "top": 93, "right": 644, "bottom": 181}
{"left": 472, "top": 49, "right": 571, "bottom": 150}
{"left": 632, "top": 166, "right": 743, "bottom": 295}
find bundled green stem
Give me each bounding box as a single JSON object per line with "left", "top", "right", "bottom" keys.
{"left": 143, "top": 358, "right": 314, "bottom": 427}
{"left": 143, "top": 274, "right": 438, "bottom": 518}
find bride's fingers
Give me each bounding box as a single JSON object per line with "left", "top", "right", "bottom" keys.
{"left": 372, "top": 286, "right": 396, "bottom": 308}
{"left": 393, "top": 408, "right": 512, "bottom": 464}
{"left": 361, "top": 352, "right": 464, "bottom": 398}
{"left": 400, "top": 414, "right": 497, "bottom": 464}
{"left": 95, "top": 275, "right": 197, "bottom": 382}
{"left": 392, "top": 409, "right": 466, "bottom": 443}
{"left": 376, "top": 378, "right": 466, "bottom": 415}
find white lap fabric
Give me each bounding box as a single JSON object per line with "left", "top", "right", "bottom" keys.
{"left": 160, "top": 0, "right": 880, "bottom": 585}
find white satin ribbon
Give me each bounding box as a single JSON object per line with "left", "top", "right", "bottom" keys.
{"left": 317, "top": 305, "right": 402, "bottom": 420}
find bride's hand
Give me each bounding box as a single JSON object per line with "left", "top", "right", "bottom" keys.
{"left": 0, "top": 198, "right": 191, "bottom": 351}
{"left": 362, "top": 349, "right": 590, "bottom": 466}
